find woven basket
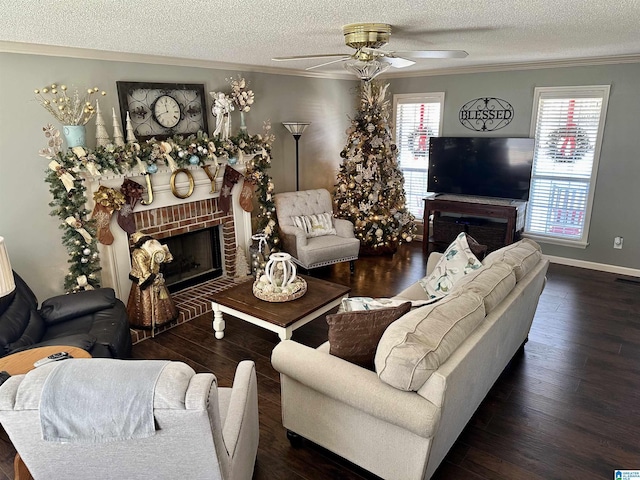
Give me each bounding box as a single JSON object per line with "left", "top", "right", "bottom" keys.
{"left": 253, "top": 277, "right": 307, "bottom": 303}
{"left": 432, "top": 216, "right": 466, "bottom": 243}
{"left": 467, "top": 222, "right": 507, "bottom": 252}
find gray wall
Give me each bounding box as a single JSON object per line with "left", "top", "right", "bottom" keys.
{"left": 1, "top": 51, "right": 638, "bottom": 300}
{"left": 388, "top": 63, "right": 640, "bottom": 271}
{"left": 0, "top": 52, "right": 355, "bottom": 300}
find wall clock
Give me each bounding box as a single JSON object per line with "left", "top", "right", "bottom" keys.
{"left": 116, "top": 81, "right": 208, "bottom": 141}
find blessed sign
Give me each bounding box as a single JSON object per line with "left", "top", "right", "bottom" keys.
{"left": 459, "top": 97, "right": 514, "bottom": 132}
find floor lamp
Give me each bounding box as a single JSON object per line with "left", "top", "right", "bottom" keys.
{"left": 282, "top": 122, "right": 310, "bottom": 190}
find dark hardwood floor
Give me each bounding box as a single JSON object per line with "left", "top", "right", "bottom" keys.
{"left": 1, "top": 242, "right": 638, "bottom": 479}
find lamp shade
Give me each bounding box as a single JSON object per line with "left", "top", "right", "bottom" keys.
{"left": 282, "top": 122, "right": 310, "bottom": 136}
{"left": 0, "top": 237, "right": 15, "bottom": 298}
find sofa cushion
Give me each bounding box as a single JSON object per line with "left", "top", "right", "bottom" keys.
{"left": 483, "top": 239, "right": 542, "bottom": 282}
{"left": 418, "top": 232, "right": 483, "bottom": 302}
{"left": 452, "top": 261, "right": 516, "bottom": 314}
{"left": 375, "top": 290, "right": 486, "bottom": 391}
{"left": 327, "top": 302, "right": 411, "bottom": 370}
{"left": 292, "top": 213, "right": 336, "bottom": 238}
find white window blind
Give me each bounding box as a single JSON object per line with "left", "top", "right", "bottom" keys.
{"left": 526, "top": 86, "right": 610, "bottom": 246}
{"left": 393, "top": 93, "right": 445, "bottom": 218}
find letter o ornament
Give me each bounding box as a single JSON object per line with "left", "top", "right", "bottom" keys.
{"left": 170, "top": 168, "right": 195, "bottom": 199}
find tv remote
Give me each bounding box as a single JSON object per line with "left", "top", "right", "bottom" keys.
{"left": 33, "top": 352, "right": 71, "bottom": 368}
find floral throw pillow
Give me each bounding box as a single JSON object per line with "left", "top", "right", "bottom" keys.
{"left": 419, "top": 232, "right": 484, "bottom": 301}
{"left": 292, "top": 212, "right": 336, "bottom": 237}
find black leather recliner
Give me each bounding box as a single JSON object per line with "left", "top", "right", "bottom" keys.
{"left": 0, "top": 273, "right": 132, "bottom": 358}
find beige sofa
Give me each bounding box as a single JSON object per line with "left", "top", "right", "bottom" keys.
{"left": 271, "top": 239, "right": 549, "bottom": 480}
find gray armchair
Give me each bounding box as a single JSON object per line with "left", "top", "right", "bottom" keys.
{"left": 274, "top": 189, "right": 360, "bottom": 272}
{"left": 0, "top": 359, "right": 259, "bottom": 480}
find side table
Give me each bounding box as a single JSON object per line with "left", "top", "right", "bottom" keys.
{"left": 0, "top": 346, "right": 91, "bottom": 375}
{"left": 0, "top": 346, "right": 92, "bottom": 480}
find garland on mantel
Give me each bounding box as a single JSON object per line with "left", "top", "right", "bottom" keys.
{"left": 39, "top": 123, "right": 279, "bottom": 293}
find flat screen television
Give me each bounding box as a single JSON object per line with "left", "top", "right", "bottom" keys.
{"left": 427, "top": 137, "right": 535, "bottom": 200}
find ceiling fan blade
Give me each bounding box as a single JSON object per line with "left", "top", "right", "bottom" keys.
{"left": 388, "top": 49, "right": 469, "bottom": 59}
{"left": 382, "top": 57, "right": 415, "bottom": 68}
{"left": 305, "top": 57, "right": 351, "bottom": 71}
{"left": 272, "top": 53, "right": 349, "bottom": 62}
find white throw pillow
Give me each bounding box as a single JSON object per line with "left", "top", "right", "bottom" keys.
{"left": 292, "top": 212, "right": 337, "bottom": 237}
{"left": 419, "top": 232, "right": 483, "bottom": 302}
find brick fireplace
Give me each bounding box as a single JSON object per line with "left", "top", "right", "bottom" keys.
{"left": 87, "top": 165, "right": 252, "bottom": 343}
{"left": 133, "top": 197, "right": 237, "bottom": 279}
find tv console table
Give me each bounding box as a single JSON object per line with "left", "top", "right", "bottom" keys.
{"left": 423, "top": 195, "right": 527, "bottom": 255}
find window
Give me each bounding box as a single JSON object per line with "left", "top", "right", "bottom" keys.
{"left": 526, "top": 86, "right": 610, "bottom": 247}
{"left": 393, "top": 93, "right": 445, "bottom": 219}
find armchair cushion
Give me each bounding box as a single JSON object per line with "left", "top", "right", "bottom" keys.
{"left": 327, "top": 302, "right": 411, "bottom": 369}
{"left": 39, "top": 288, "right": 117, "bottom": 325}
{"left": 292, "top": 212, "right": 336, "bottom": 237}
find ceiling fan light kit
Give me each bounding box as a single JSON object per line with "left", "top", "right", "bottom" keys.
{"left": 344, "top": 59, "right": 391, "bottom": 81}
{"left": 272, "top": 22, "right": 469, "bottom": 80}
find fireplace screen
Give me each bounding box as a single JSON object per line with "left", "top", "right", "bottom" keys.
{"left": 161, "top": 227, "right": 222, "bottom": 292}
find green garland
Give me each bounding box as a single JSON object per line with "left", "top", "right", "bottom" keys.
{"left": 40, "top": 125, "right": 279, "bottom": 293}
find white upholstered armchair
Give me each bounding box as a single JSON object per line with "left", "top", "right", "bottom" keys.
{"left": 274, "top": 189, "right": 360, "bottom": 272}
{"left": 0, "top": 359, "right": 259, "bottom": 480}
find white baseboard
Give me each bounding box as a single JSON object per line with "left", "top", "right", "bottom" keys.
{"left": 546, "top": 255, "right": 640, "bottom": 278}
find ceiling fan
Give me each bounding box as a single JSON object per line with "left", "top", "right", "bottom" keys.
{"left": 272, "top": 23, "right": 468, "bottom": 81}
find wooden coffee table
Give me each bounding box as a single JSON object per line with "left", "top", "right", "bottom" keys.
{"left": 211, "top": 275, "right": 350, "bottom": 341}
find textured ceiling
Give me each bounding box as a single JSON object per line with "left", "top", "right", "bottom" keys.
{"left": 1, "top": 0, "right": 640, "bottom": 77}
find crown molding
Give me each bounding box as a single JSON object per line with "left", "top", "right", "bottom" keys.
{"left": 379, "top": 53, "right": 640, "bottom": 78}
{"left": 2, "top": 40, "right": 640, "bottom": 81}
{"left": 0, "top": 41, "right": 355, "bottom": 81}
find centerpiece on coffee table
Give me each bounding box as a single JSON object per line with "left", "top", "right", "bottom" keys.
{"left": 253, "top": 252, "right": 307, "bottom": 302}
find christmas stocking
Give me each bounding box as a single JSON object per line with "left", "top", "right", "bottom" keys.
{"left": 239, "top": 177, "right": 255, "bottom": 212}
{"left": 92, "top": 186, "right": 125, "bottom": 245}
{"left": 117, "top": 178, "right": 144, "bottom": 235}
{"left": 219, "top": 165, "right": 243, "bottom": 214}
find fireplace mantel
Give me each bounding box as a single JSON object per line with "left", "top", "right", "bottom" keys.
{"left": 87, "top": 164, "right": 252, "bottom": 300}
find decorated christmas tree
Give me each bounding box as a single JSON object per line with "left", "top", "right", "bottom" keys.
{"left": 334, "top": 82, "right": 416, "bottom": 254}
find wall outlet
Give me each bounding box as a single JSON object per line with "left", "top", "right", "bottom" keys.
{"left": 614, "top": 236, "right": 624, "bottom": 249}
